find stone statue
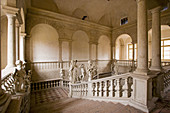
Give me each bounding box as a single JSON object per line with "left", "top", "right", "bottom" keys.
{"left": 87, "top": 60, "right": 94, "bottom": 81}
{"left": 60, "top": 68, "right": 64, "bottom": 79}
{"left": 114, "top": 61, "right": 119, "bottom": 75}
{"left": 13, "top": 60, "right": 26, "bottom": 93}
{"left": 79, "top": 64, "right": 86, "bottom": 82}
{"left": 69, "top": 60, "right": 78, "bottom": 83}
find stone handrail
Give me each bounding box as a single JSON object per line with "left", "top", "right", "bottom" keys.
{"left": 1, "top": 73, "right": 15, "bottom": 94}
{"left": 70, "top": 73, "right": 133, "bottom": 103}
{"left": 115, "top": 60, "right": 135, "bottom": 67}
{"left": 31, "top": 78, "right": 70, "bottom": 92}
{"left": 30, "top": 61, "right": 70, "bottom": 70}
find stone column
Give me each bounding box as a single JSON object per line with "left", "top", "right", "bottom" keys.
{"left": 96, "top": 43, "right": 98, "bottom": 60}
{"left": 59, "top": 41, "right": 62, "bottom": 61}
{"left": 150, "top": 6, "right": 162, "bottom": 71}
{"left": 113, "top": 46, "right": 116, "bottom": 60}
{"left": 132, "top": 42, "right": 135, "bottom": 71}
{"left": 110, "top": 43, "right": 113, "bottom": 60}
{"left": 89, "top": 42, "right": 92, "bottom": 60}
{"left": 16, "top": 23, "right": 20, "bottom": 61}
{"left": 69, "top": 41, "right": 72, "bottom": 61}
{"left": 6, "top": 14, "right": 16, "bottom": 68}
{"left": 135, "top": 0, "right": 149, "bottom": 74}
{"left": 20, "top": 33, "right": 26, "bottom": 61}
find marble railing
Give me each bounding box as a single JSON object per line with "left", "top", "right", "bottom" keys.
{"left": 30, "top": 61, "right": 70, "bottom": 70}
{"left": 161, "top": 61, "right": 170, "bottom": 67}
{"left": 31, "top": 79, "right": 70, "bottom": 92}
{"left": 116, "top": 60, "right": 135, "bottom": 67}
{"left": 71, "top": 73, "right": 133, "bottom": 102}
{"left": 1, "top": 73, "right": 15, "bottom": 94}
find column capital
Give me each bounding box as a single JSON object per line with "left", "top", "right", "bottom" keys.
{"left": 150, "top": 6, "right": 162, "bottom": 14}
{"left": 20, "top": 32, "right": 26, "bottom": 37}
{"left": 2, "top": 5, "right": 19, "bottom": 17}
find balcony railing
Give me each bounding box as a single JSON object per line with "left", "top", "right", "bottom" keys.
{"left": 31, "top": 79, "right": 70, "bottom": 92}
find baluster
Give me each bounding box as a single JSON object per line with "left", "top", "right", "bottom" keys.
{"left": 45, "top": 82, "right": 47, "bottom": 89}
{"left": 99, "top": 81, "right": 102, "bottom": 97}
{"left": 93, "top": 83, "right": 96, "bottom": 96}
{"left": 115, "top": 78, "right": 121, "bottom": 97}
{"left": 122, "top": 78, "right": 128, "bottom": 97}
{"left": 104, "top": 81, "right": 107, "bottom": 97}
{"left": 109, "top": 79, "right": 113, "bottom": 97}
{"left": 41, "top": 82, "right": 44, "bottom": 89}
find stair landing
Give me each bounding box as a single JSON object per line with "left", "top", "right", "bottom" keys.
{"left": 30, "top": 88, "right": 144, "bottom": 113}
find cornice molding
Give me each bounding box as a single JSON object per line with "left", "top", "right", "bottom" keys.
{"left": 2, "top": 5, "right": 19, "bottom": 16}
{"left": 27, "top": 7, "right": 112, "bottom": 33}
{"left": 112, "top": 21, "right": 137, "bottom": 31}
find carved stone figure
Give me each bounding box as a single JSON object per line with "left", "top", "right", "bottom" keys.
{"left": 114, "top": 62, "right": 119, "bottom": 75}
{"left": 13, "top": 60, "right": 26, "bottom": 92}
{"left": 79, "top": 64, "right": 86, "bottom": 82}
{"left": 87, "top": 60, "right": 94, "bottom": 81}
{"left": 69, "top": 60, "right": 78, "bottom": 83}
{"left": 60, "top": 68, "right": 64, "bottom": 79}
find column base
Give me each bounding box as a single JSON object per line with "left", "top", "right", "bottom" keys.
{"left": 134, "top": 68, "right": 150, "bottom": 75}
{"left": 150, "top": 66, "right": 162, "bottom": 71}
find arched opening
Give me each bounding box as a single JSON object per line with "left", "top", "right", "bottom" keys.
{"left": 98, "top": 35, "right": 111, "bottom": 60}
{"left": 148, "top": 25, "right": 170, "bottom": 61}
{"left": 72, "top": 30, "right": 89, "bottom": 60}
{"left": 115, "top": 34, "right": 134, "bottom": 60}
{"left": 30, "top": 24, "right": 59, "bottom": 62}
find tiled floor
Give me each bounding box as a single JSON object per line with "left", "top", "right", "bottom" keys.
{"left": 31, "top": 88, "right": 68, "bottom": 106}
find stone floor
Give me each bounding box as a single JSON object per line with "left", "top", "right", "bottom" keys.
{"left": 151, "top": 91, "right": 170, "bottom": 113}
{"left": 30, "top": 88, "right": 170, "bottom": 113}
{"left": 30, "top": 88, "right": 143, "bottom": 113}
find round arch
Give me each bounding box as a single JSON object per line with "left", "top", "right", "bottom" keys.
{"left": 29, "top": 24, "right": 59, "bottom": 62}
{"left": 72, "top": 30, "right": 89, "bottom": 60}
{"left": 115, "top": 34, "right": 133, "bottom": 60}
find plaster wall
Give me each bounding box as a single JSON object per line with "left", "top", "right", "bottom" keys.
{"left": 72, "top": 30, "right": 89, "bottom": 60}
{"left": 30, "top": 24, "right": 59, "bottom": 62}
{"left": 98, "top": 35, "right": 110, "bottom": 60}
{"left": 62, "top": 42, "right": 69, "bottom": 61}
{"left": 91, "top": 44, "right": 96, "bottom": 60}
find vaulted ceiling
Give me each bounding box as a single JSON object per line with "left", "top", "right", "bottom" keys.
{"left": 29, "top": 0, "right": 169, "bottom": 27}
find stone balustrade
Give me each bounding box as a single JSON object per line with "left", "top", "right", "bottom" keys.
{"left": 161, "top": 61, "right": 170, "bottom": 67}
{"left": 30, "top": 61, "right": 70, "bottom": 70}
{"left": 71, "top": 73, "right": 133, "bottom": 103}
{"left": 1, "top": 73, "right": 15, "bottom": 94}
{"left": 31, "top": 79, "right": 70, "bottom": 92}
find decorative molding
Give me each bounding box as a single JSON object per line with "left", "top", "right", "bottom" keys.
{"left": 2, "top": 5, "right": 19, "bottom": 16}
{"left": 27, "top": 7, "right": 112, "bottom": 33}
